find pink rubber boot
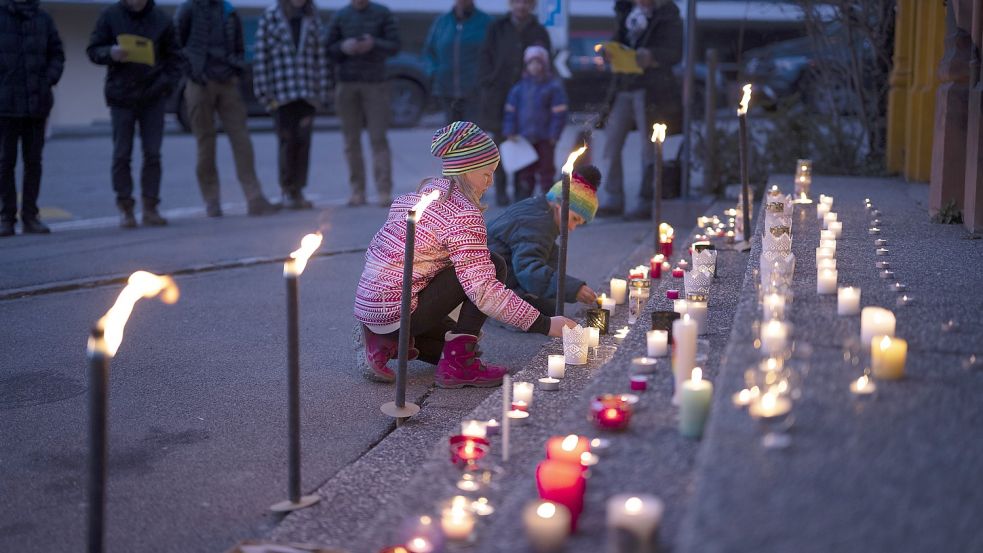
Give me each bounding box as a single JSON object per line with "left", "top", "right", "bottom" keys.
{"left": 435, "top": 333, "right": 509, "bottom": 388}
{"left": 353, "top": 324, "right": 417, "bottom": 383}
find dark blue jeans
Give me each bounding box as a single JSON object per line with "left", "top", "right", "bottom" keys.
{"left": 110, "top": 97, "right": 166, "bottom": 208}
{"left": 0, "top": 117, "right": 46, "bottom": 222}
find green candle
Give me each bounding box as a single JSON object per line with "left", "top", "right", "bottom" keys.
{"left": 679, "top": 368, "right": 713, "bottom": 438}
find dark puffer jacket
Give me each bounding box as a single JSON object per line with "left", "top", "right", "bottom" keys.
{"left": 325, "top": 2, "right": 400, "bottom": 83}
{"left": 0, "top": 0, "right": 64, "bottom": 118}
{"left": 477, "top": 16, "right": 550, "bottom": 136}
{"left": 87, "top": 0, "right": 182, "bottom": 108}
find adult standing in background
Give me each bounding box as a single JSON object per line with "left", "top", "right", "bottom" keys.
{"left": 597, "top": 0, "right": 682, "bottom": 219}
{"left": 253, "top": 0, "right": 329, "bottom": 210}
{"left": 478, "top": 0, "right": 550, "bottom": 207}
{"left": 175, "top": 0, "right": 280, "bottom": 217}
{"left": 422, "top": 0, "right": 491, "bottom": 124}
{"left": 87, "top": 0, "right": 182, "bottom": 228}
{"left": 0, "top": 0, "right": 64, "bottom": 237}
{"left": 325, "top": 0, "right": 400, "bottom": 208}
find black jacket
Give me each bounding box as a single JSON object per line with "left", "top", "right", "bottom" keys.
{"left": 325, "top": 2, "right": 400, "bottom": 83}
{"left": 174, "top": 0, "right": 245, "bottom": 83}
{"left": 87, "top": 0, "right": 182, "bottom": 108}
{"left": 477, "top": 15, "right": 550, "bottom": 136}
{"left": 0, "top": 0, "right": 64, "bottom": 118}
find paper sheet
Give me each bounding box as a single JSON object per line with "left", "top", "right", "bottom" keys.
{"left": 601, "top": 41, "right": 642, "bottom": 75}
{"left": 117, "top": 34, "right": 155, "bottom": 66}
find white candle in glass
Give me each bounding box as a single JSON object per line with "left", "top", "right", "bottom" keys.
{"left": 606, "top": 495, "right": 664, "bottom": 551}
{"left": 861, "top": 307, "right": 896, "bottom": 345}
{"left": 673, "top": 299, "right": 689, "bottom": 314}
{"left": 513, "top": 381, "right": 534, "bottom": 407}
{"left": 762, "top": 293, "right": 785, "bottom": 319}
{"left": 587, "top": 327, "right": 600, "bottom": 348}
{"left": 610, "top": 278, "right": 628, "bottom": 305}
{"left": 523, "top": 501, "right": 570, "bottom": 552}
{"left": 817, "top": 268, "right": 837, "bottom": 294}
{"left": 646, "top": 330, "right": 668, "bottom": 357}
{"left": 837, "top": 286, "right": 861, "bottom": 315}
{"left": 760, "top": 320, "right": 789, "bottom": 356}
{"left": 547, "top": 355, "right": 566, "bottom": 379}
{"left": 441, "top": 505, "right": 475, "bottom": 541}
{"left": 601, "top": 296, "right": 616, "bottom": 317}
{"left": 460, "top": 420, "right": 488, "bottom": 439}
{"left": 828, "top": 220, "right": 843, "bottom": 238}
{"left": 687, "top": 300, "right": 708, "bottom": 336}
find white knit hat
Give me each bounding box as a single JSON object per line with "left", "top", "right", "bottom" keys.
{"left": 523, "top": 45, "right": 549, "bottom": 64}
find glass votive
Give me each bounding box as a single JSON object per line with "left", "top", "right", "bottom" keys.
{"left": 593, "top": 345, "right": 618, "bottom": 366}
{"left": 590, "top": 394, "right": 633, "bottom": 432}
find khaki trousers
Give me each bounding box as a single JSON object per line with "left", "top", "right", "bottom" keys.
{"left": 335, "top": 81, "right": 392, "bottom": 197}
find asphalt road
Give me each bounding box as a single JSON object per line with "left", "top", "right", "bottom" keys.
{"left": 0, "top": 123, "right": 685, "bottom": 552}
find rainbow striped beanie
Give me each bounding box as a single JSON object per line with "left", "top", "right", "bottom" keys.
{"left": 431, "top": 121, "right": 500, "bottom": 176}
{"left": 546, "top": 169, "right": 600, "bottom": 224}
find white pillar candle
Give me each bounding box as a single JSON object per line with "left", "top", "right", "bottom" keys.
{"left": 601, "top": 297, "right": 616, "bottom": 317}
{"left": 816, "top": 247, "right": 835, "bottom": 261}
{"left": 513, "top": 381, "right": 534, "bottom": 407}
{"left": 671, "top": 315, "right": 698, "bottom": 403}
{"left": 687, "top": 300, "right": 708, "bottom": 335}
{"left": 646, "top": 330, "right": 668, "bottom": 357}
{"left": 861, "top": 307, "right": 896, "bottom": 345}
{"left": 817, "top": 202, "right": 830, "bottom": 219}
{"left": 547, "top": 355, "right": 566, "bottom": 379}
{"left": 441, "top": 505, "right": 475, "bottom": 541}
{"left": 673, "top": 299, "right": 689, "bottom": 314}
{"left": 828, "top": 220, "right": 843, "bottom": 238}
{"left": 837, "top": 286, "right": 861, "bottom": 315}
{"left": 587, "top": 327, "right": 600, "bottom": 348}
{"left": 871, "top": 335, "right": 907, "bottom": 380}
{"left": 460, "top": 420, "right": 488, "bottom": 439}
{"left": 606, "top": 494, "right": 664, "bottom": 553}
{"left": 762, "top": 293, "right": 785, "bottom": 319}
{"left": 610, "top": 278, "right": 628, "bottom": 304}
{"left": 679, "top": 368, "right": 713, "bottom": 438}
{"left": 760, "top": 320, "right": 789, "bottom": 356}
{"left": 817, "top": 258, "right": 837, "bottom": 271}
{"left": 817, "top": 268, "right": 837, "bottom": 295}
{"left": 819, "top": 239, "right": 837, "bottom": 253}
{"left": 524, "top": 501, "right": 571, "bottom": 553}
{"left": 823, "top": 211, "right": 838, "bottom": 229}
{"left": 820, "top": 194, "right": 834, "bottom": 208}
{"left": 820, "top": 229, "right": 835, "bottom": 241}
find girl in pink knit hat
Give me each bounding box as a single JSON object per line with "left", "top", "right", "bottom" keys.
{"left": 353, "top": 121, "right": 576, "bottom": 388}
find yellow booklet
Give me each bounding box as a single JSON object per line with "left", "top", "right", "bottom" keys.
{"left": 601, "top": 41, "right": 642, "bottom": 74}
{"left": 117, "top": 34, "right": 155, "bottom": 66}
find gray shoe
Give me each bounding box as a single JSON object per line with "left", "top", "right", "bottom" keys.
{"left": 142, "top": 207, "right": 168, "bottom": 226}
{"left": 347, "top": 192, "right": 366, "bottom": 207}
{"left": 247, "top": 197, "right": 280, "bottom": 216}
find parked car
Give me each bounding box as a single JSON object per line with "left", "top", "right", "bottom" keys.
{"left": 168, "top": 16, "right": 431, "bottom": 131}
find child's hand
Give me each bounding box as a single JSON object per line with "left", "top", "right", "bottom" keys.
{"left": 548, "top": 316, "right": 577, "bottom": 337}
{"left": 576, "top": 285, "right": 597, "bottom": 305}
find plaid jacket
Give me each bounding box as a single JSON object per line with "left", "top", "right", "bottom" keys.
{"left": 252, "top": 4, "right": 329, "bottom": 110}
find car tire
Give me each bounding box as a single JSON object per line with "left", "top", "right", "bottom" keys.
{"left": 389, "top": 77, "right": 425, "bottom": 128}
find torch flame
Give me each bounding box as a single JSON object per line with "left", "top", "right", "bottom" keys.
{"left": 593, "top": 43, "right": 602, "bottom": 53}
{"left": 91, "top": 271, "right": 179, "bottom": 357}
{"left": 737, "top": 84, "right": 752, "bottom": 116}
{"left": 411, "top": 189, "right": 441, "bottom": 218}
{"left": 650, "top": 123, "right": 667, "bottom": 144}
{"left": 561, "top": 145, "right": 588, "bottom": 175}
{"left": 285, "top": 232, "right": 323, "bottom": 276}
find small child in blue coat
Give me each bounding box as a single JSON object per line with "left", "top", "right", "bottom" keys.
{"left": 503, "top": 45, "right": 569, "bottom": 200}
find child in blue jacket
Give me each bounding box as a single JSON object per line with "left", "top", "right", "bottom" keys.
{"left": 503, "top": 45, "right": 568, "bottom": 201}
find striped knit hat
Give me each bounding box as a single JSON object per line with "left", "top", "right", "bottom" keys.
{"left": 546, "top": 165, "right": 601, "bottom": 224}
{"left": 431, "top": 121, "right": 500, "bottom": 176}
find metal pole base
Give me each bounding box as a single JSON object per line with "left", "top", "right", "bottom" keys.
{"left": 381, "top": 401, "right": 421, "bottom": 419}
{"left": 270, "top": 494, "right": 321, "bottom": 513}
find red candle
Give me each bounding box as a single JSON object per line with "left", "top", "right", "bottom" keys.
{"left": 536, "top": 460, "right": 586, "bottom": 531}
{"left": 449, "top": 435, "right": 489, "bottom": 466}
{"left": 590, "top": 394, "right": 632, "bottom": 431}
{"left": 672, "top": 267, "right": 684, "bottom": 278}
{"left": 649, "top": 257, "right": 663, "bottom": 279}
{"left": 666, "top": 289, "right": 680, "bottom": 300}
{"left": 630, "top": 375, "right": 648, "bottom": 391}
{"left": 545, "top": 434, "right": 590, "bottom": 468}
{"left": 511, "top": 400, "right": 529, "bottom": 412}
{"left": 660, "top": 240, "right": 673, "bottom": 257}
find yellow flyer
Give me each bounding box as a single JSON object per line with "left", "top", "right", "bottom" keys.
{"left": 117, "top": 34, "right": 155, "bottom": 66}
{"left": 602, "top": 41, "right": 642, "bottom": 74}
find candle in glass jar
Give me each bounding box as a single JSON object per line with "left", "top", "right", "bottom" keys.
{"left": 673, "top": 299, "right": 688, "bottom": 314}
{"left": 587, "top": 327, "right": 600, "bottom": 348}
{"left": 460, "top": 420, "right": 488, "bottom": 439}
{"left": 861, "top": 307, "right": 895, "bottom": 345}
{"left": 441, "top": 504, "right": 475, "bottom": 541}
{"left": 610, "top": 278, "right": 628, "bottom": 304}
{"left": 819, "top": 194, "right": 834, "bottom": 207}
{"left": 650, "top": 255, "right": 664, "bottom": 278}
{"left": 523, "top": 500, "right": 571, "bottom": 553}
{"left": 762, "top": 293, "right": 785, "bottom": 319}
{"left": 672, "top": 267, "right": 684, "bottom": 278}
{"left": 606, "top": 494, "right": 664, "bottom": 553}
{"left": 535, "top": 460, "right": 585, "bottom": 531}
{"left": 547, "top": 355, "right": 566, "bottom": 378}
{"left": 837, "top": 287, "right": 861, "bottom": 315}
{"left": 871, "top": 335, "right": 907, "bottom": 380}
{"left": 760, "top": 320, "right": 789, "bottom": 356}
{"left": 600, "top": 296, "right": 616, "bottom": 316}
{"left": 666, "top": 289, "right": 680, "bottom": 300}
{"left": 679, "top": 368, "right": 713, "bottom": 438}
{"left": 817, "top": 268, "right": 837, "bottom": 294}
{"left": 647, "top": 330, "right": 668, "bottom": 357}
{"left": 513, "top": 381, "right": 534, "bottom": 407}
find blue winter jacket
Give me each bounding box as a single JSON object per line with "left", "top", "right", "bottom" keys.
{"left": 422, "top": 8, "right": 490, "bottom": 99}
{"left": 502, "top": 74, "right": 568, "bottom": 143}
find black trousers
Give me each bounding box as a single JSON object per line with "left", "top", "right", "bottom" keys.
{"left": 274, "top": 100, "right": 316, "bottom": 194}
{"left": 0, "top": 116, "right": 46, "bottom": 222}
{"left": 110, "top": 97, "right": 167, "bottom": 208}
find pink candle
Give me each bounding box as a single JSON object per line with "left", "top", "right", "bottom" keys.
{"left": 629, "top": 375, "right": 648, "bottom": 391}
{"left": 672, "top": 267, "right": 684, "bottom": 278}
{"left": 666, "top": 289, "right": 680, "bottom": 300}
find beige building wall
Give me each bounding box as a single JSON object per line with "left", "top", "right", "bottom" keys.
{"left": 47, "top": 3, "right": 112, "bottom": 127}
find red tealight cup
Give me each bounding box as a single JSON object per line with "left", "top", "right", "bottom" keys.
{"left": 630, "top": 375, "right": 648, "bottom": 391}
{"left": 666, "top": 289, "right": 680, "bottom": 300}
{"left": 511, "top": 400, "right": 529, "bottom": 412}
{"left": 649, "top": 258, "right": 662, "bottom": 279}
{"left": 449, "top": 435, "right": 489, "bottom": 467}
{"left": 660, "top": 240, "right": 673, "bottom": 257}
{"left": 672, "top": 267, "right": 684, "bottom": 278}
{"left": 536, "top": 460, "right": 586, "bottom": 531}
{"left": 590, "top": 394, "right": 633, "bottom": 431}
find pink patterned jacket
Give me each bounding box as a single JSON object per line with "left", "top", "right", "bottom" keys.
{"left": 354, "top": 178, "right": 542, "bottom": 331}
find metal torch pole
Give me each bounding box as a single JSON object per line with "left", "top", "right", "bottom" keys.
{"left": 653, "top": 139, "right": 664, "bottom": 252}
{"left": 285, "top": 273, "right": 301, "bottom": 503}
{"left": 555, "top": 173, "right": 570, "bottom": 317}
{"left": 738, "top": 112, "right": 751, "bottom": 244}
{"left": 396, "top": 211, "right": 415, "bottom": 410}
{"left": 87, "top": 328, "right": 108, "bottom": 553}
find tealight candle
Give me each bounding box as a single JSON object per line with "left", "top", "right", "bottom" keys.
{"left": 587, "top": 327, "right": 600, "bottom": 348}
{"left": 666, "top": 289, "right": 680, "bottom": 300}
{"left": 678, "top": 260, "right": 690, "bottom": 270}
{"left": 547, "top": 355, "right": 566, "bottom": 379}
{"left": 590, "top": 394, "right": 632, "bottom": 431}
{"left": 630, "top": 375, "right": 648, "bottom": 391}
{"left": 631, "top": 356, "right": 658, "bottom": 374}
{"left": 441, "top": 504, "right": 475, "bottom": 542}
{"left": 513, "top": 381, "right": 534, "bottom": 407}
{"left": 872, "top": 218, "right": 883, "bottom": 226}
{"left": 760, "top": 320, "right": 789, "bottom": 356}
{"left": 507, "top": 409, "right": 530, "bottom": 425}
{"left": 485, "top": 419, "right": 499, "bottom": 436}
{"left": 672, "top": 267, "right": 684, "bottom": 278}
{"left": 646, "top": 329, "right": 668, "bottom": 357}
{"left": 871, "top": 335, "right": 907, "bottom": 380}
{"left": 610, "top": 278, "right": 628, "bottom": 304}
{"left": 662, "top": 260, "right": 671, "bottom": 272}
{"left": 876, "top": 248, "right": 889, "bottom": 256}
{"left": 679, "top": 367, "right": 713, "bottom": 438}
{"left": 817, "top": 258, "right": 837, "bottom": 271}
{"left": 823, "top": 211, "right": 838, "bottom": 229}
{"left": 880, "top": 269, "right": 895, "bottom": 279}
{"left": 732, "top": 386, "right": 759, "bottom": 407}
{"left": 891, "top": 282, "right": 907, "bottom": 293}
{"left": 897, "top": 294, "right": 915, "bottom": 307}
{"left": 828, "top": 220, "right": 842, "bottom": 238}
{"left": 523, "top": 500, "right": 571, "bottom": 552}
{"left": 872, "top": 210, "right": 882, "bottom": 217}
{"left": 748, "top": 390, "right": 792, "bottom": 419}
{"left": 837, "top": 286, "right": 861, "bottom": 315}
{"left": 861, "top": 307, "right": 896, "bottom": 345}
{"left": 613, "top": 326, "right": 630, "bottom": 343}
{"left": 606, "top": 494, "right": 664, "bottom": 553}
{"left": 762, "top": 293, "right": 785, "bottom": 319}
{"left": 876, "top": 261, "right": 891, "bottom": 269}
{"left": 512, "top": 400, "right": 529, "bottom": 412}
{"left": 539, "top": 377, "right": 560, "bottom": 391}
{"left": 868, "top": 227, "right": 881, "bottom": 235}
{"left": 817, "top": 268, "right": 837, "bottom": 295}
{"left": 850, "top": 374, "right": 877, "bottom": 395}
{"left": 874, "top": 238, "right": 888, "bottom": 247}
{"left": 460, "top": 420, "right": 488, "bottom": 439}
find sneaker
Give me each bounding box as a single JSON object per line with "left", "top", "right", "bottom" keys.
{"left": 435, "top": 333, "right": 508, "bottom": 389}
{"left": 22, "top": 217, "right": 51, "bottom": 234}
{"left": 142, "top": 207, "right": 168, "bottom": 226}
{"left": 206, "top": 202, "right": 223, "bottom": 217}
{"left": 347, "top": 192, "right": 367, "bottom": 207}
{"left": 247, "top": 197, "right": 280, "bottom": 216}
{"left": 0, "top": 220, "right": 14, "bottom": 237}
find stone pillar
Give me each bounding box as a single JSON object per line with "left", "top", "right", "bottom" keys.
{"left": 964, "top": 0, "right": 983, "bottom": 232}
{"left": 905, "top": 1, "right": 946, "bottom": 182}
{"left": 929, "top": 0, "right": 972, "bottom": 216}
{"left": 887, "top": 0, "right": 915, "bottom": 174}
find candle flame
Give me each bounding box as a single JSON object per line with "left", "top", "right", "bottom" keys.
{"left": 762, "top": 390, "right": 777, "bottom": 409}
{"left": 91, "top": 271, "right": 179, "bottom": 357}
{"left": 408, "top": 538, "right": 431, "bottom": 552}
{"left": 286, "top": 232, "right": 323, "bottom": 275}
{"left": 604, "top": 407, "right": 620, "bottom": 419}
{"left": 411, "top": 189, "right": 441, "bottom": 218}
{"left": 593, "top": 43, "right": 602, "bottom": 53}
{"left": 737, "top": 83, "right": 752, "bottom": 115}
{"left": 625, "top": 497, "right": 643, "bottom": 514}
{"left": 650, "top": 123, "right": 667, "bottom": 144}
{"left": 692, "top": 367, "right": 703, "bottom": 382}
{"left": 857, "top": 375, "right": 869, "bottom": 389}
{"left": 561, "top": 434, "right": 579, "bottom": 452}
{"left": 562, "top": 145, "right": 588, "bottom": 175}
{"left": 537, "top": 502, "right": 556, "bottom": 518}
{"left": 879, "top": 335, "right": 892, "bottom": 350}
